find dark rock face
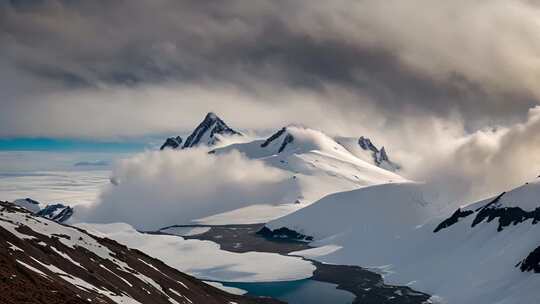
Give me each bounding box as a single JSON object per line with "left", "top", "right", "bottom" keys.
{"left": 160, "top": 136, "right": 183, "bottom": 150}
{"left": 260, "top": 127, "right": 295, "bottom": 153}
{"left": 435, "top": 191, "right": 540, "bottom": 233}
{"left": 474, "top": 192, "right": 507, "bottom": 212}
{"left": 358, "top": 136, "right": 400, "bottom": 170}
{"left": 278, "top": 134, "right": 294, "bottom": 153}
{"left": 183, "top": 112, "right": 241, "bottom": 148}
{"left": 261, "top": 128, "right": 286, "bottom": 148}
{"left": 472, "top": 206, "right": 540, "bottom": 232}
{"left": 469, "top": 191, "right": 540, "bottom": 231}
{"left": 358, "top": 136, "right": 378, "bottom": 152}
{"left": 0, "top": 201, "right": 282, "bottom": 304}
{"left": 257, "top": 226, "right": 313, "bottom": 241}
{"left": 519, "top": 246, "right": 540, "bottom": 273}
{"left": 433, "top": 208, "right": 474, "bottom": 233}
{"left": 36, "top": 204, "right": 74, "bottom": 223}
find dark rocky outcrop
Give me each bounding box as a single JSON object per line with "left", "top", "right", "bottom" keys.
{"left": 519, "top": 245, "right": 540, "bottom": 273}
{"left": 259, "top": 127, "right": 295, "bottom": 153}
{"left": 36, "top": 204, "right": 74, "bottom": 223}
{"left": 435, "top": 191, "right": 540, "bottom": 233}
{"left": 472, "top": 206, "right": 540, "bottom": 232}
{"left": 474, "top": 192, "right": 507, "bottom": 212}
{"left": 433, "top": 208, "right": 474, "bottom": 233}
{"left": 358, "top": 136, "right": 400, "bottom": 171}
{"left": 257, "top": 226, "right": 313, "bottom": 241}
{"left": 469, "top": 191, "right": 540, "bottom": 231}
{"left": 261, "top": 127, "right": 286, "bottom": 148}
{"left": 278, "top": 134, "right": 294, "bottom": 153}
{"left": 160, "top": 136, "right": 183, "bottom": 150}
{"left": 358, "top": 136, "right": 378, "bottom": 152}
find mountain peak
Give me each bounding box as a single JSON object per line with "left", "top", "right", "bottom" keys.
{"left": 357, "top": 136, "right": 400, "bottom": 171}
{"left": 205, "top": 111, "right": 219, "bottom": 121}
{"left": 159, "top": 113, "right": 242, "bottom": 151}
{"left": 260, "top": 125, "right": 343, "bottom": 155}
{"left": 182, "top": 112, "right": 242, "bottom": 148}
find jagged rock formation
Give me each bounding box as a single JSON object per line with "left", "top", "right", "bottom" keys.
{"left": 36, "top": 204, "right": 74, "bottom": 223}
{"left": 183, "top": 112, "right": 241, "bottom": 148}
{"left": 519, "top": 246, "right": 540, "bottom": 273}
{"left": 160, "top": 136, "right": 183, "bottom": 150}
{"left": 12, "top": 198, "right": 74, "bottom": 223}
{"left": 358, "top": 136, "right": 400, "bottom": 171}
{"left": 433, "top": 208, "right": 474, "bottom": 233}
{"left": 0, "top": 201, "right": 281, "bottom": 304}
{"left": 257, "top": 226, "right": 313, "bottom": 242}
{"left": 435, "top": 191, "right": 540, "bottom": 233}
{"left": 160, "top": 112, "right": 241, "bottom": 150}
{"left": 259, "top": 127, "right": 297, "bottom": 153}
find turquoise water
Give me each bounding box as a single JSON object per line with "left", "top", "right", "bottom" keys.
{"left": 222, "top": 279, "right": 355, "bottom": 304}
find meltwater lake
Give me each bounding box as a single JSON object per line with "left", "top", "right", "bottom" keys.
{"left": 222, "top": 279, "right": 355, "bottom": 304}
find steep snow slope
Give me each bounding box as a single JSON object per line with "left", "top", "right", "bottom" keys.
{"left": 266, "top": 180, "right": 540, "bottom": 304}
{"left": 202, "top": 126, "right": 406, "bottom": 224}
{"left": 0, "top": 201, "right": 280, "bottom": 304}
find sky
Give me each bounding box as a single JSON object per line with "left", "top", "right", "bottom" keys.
{"left": 2, "top": 0, "right": 540, "bottom": 204}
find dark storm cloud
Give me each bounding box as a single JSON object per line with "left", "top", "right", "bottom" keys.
{"left": 3, "top": 0, "right": 540, "bottom": 204}
{"left": 2, "top": 0, "right": 538, "bottom": 130}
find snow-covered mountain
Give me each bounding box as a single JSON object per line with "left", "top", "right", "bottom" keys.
{"left": 196, "top": 125, "right": 406, "bottom": 224}
{"left": 0, "top": 201, "right": 281, "bottom": 304}
{"left": 160, "top": 112, "right": 242, "bottom": 150}
{"left": 264, "top": 180, "right": 540, "bottom": 304}
{"left": 214, "top": 125, "right": 403, "bottom": 186}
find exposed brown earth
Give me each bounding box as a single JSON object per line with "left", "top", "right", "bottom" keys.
{"left": 0, "top": 201, "right": 282, "bottom": 304}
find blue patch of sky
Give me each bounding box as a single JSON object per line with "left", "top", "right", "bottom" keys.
{"left": 0, "top": 137, "right": 156, "bottom": 152}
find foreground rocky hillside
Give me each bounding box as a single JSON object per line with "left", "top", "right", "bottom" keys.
{"left": 0, "top": 201, "right": 281, "bottom": 304}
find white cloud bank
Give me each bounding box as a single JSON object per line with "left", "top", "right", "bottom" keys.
{"left": 80, "top": 148, "right": 291, "bottom": 230}
{"left": 405, "top": 106, "right": 540, "bottom": 205}
{"left": 76, "top": 106, "right": 540, "bottom": 229}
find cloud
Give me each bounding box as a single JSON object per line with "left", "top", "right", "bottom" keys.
{"left": 79, "top": 148, "right": 291, "bottom": 230}
{"left": 2, "top": 0, "right": 539, "bottom": 137}
{"left": 406, "top": 106, "right": 540, "bottom": 205}
{"left": 3, "top": 0, "right": 540, "bottom": 206}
